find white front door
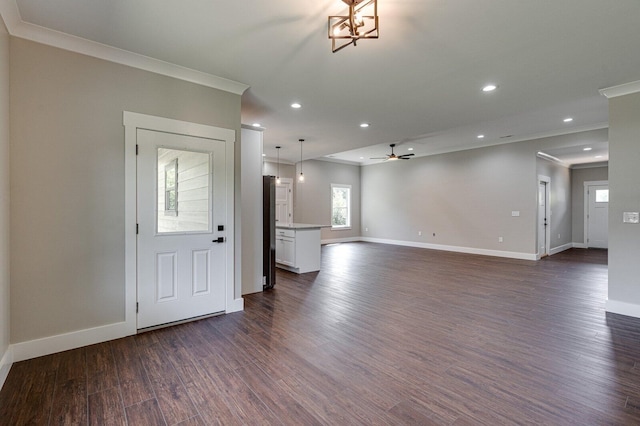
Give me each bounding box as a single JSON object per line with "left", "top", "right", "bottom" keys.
{"left": 538, "top": 181, "right": 549, "bottom": 257}
{"left": 137, "top": 129, "right": 227, "bottom": 329}
{"left": 276, "top": 178, "right": 293, "bottom": 225}
{"left": 587, "top": 184, "right": 609, "bottom": 249}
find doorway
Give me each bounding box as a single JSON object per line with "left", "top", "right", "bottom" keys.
{"left": 584, "top": 181, "right": 609, "bottom": 249}
{"left": 276, "top": 178, "right": 293, "bottom": 225}
{"left": 124, "top": 112, "right": 239, "bottom": 333}
{"left": 538, "top": 176, "right": 551, "bottom": 258}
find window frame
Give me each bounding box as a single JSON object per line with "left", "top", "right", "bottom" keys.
{"left": 331, "top": 183, "right": 352, "bottom": 230}
{"left": 164, "top": 158, "right": 178, "bottom": 216}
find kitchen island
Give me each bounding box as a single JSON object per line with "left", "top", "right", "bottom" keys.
{"left": 275, "top": 223, "right": 327, "bottom": 273}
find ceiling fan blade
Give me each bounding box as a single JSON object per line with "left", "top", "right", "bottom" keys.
{"left": 398, "top": 153, "right": 415, "bottom": 158}
{"left": 400, "top": 157, "right": 411, "bottom": 160}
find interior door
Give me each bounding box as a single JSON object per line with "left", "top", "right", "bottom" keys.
{"left": 587, "top": 185, "right": 609, "bottom": 248}
{"left": 538, "top": 181, "right": 548, "bottom": 257}
{"left": 137, "top": 129, "right": 227, "bottom": 329}
{"left": 275, "top": 178, "right": 292, "bottom": 225}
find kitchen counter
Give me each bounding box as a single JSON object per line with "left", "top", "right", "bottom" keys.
{"left": 276, "top": 223, "right": 329, "bottom": 230}
{"left": 275, "top": 224, "right": 327, "bottom": 273}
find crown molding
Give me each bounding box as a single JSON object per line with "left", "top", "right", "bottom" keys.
{"left": 599, "top": 80, "right": 640, "bottom": 99}
{"left": 0, "top": 0, "right": 249, "bottom": 95}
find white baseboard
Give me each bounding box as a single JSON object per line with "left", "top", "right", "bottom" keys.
{"left": 0, "top": 346, "right": 13, "bottom": 390}
{"left": 322, "top": 237, "right": 362, "bottom": 245}
{"left": 10, "top": 321, "right": 133, "bottom": 363}
{"left": 549, "top": 243, "right": 574, "bottom": 255}
{"left": 606, "top": 300, "right": 640, "bottom": 319}
{"left": 360, "top": 237, "right": 537, "bottom": 261}
{"left": 227, "top": 297, "right": 244, "bottom": 313}
{"left": 572, "top": 242, "right": 588, "bottom": 249}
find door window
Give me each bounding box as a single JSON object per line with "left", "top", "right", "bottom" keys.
{"left": 157, "top": 148, "right": 211, "bottom": 234}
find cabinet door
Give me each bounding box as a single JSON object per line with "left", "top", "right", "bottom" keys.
{"left": 277, "top": 237, "right": 295, "bottom": 266}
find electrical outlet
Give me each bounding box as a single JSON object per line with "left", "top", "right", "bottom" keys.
{"left": 365, "top": 227, "right": 369, "bottom": 232}
{"left": 418, "top": 231, "right": 422, "bottom": 236}
{"left": 558, "top": 233, "right": 561, "bottom": 239}
{"left": 498, "top": 236, "right": 504, "bottom": 243}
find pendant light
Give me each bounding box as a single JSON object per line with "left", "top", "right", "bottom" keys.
{"left": 275, "top": 146, "right": 281, "bottom": 184}
{"left": 298, "top": 139, "right": 305, "bottom": 182}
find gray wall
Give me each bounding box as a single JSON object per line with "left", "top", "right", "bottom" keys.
{"left": 608, "top": 91, "right": 640, "bottom": 307}
{"left": 362, "top": 142, "right": 537, "bottom": 254}
{"left": 536, "top": 158, "right": 572, "bottom": 250}
{"left": 293, "top": 160, "right": 361, "bottom": 241}
{"left": 0, "top": 16, "right": 10, "bottom": 365}
{"left": 10, "top": 38, "right": 241, "bottom": 343}
{"left": 263, "top": 161, "right": 296, "bottom": 181}
{"left": 571, "top": 166, "right": 608, "bottom": 244}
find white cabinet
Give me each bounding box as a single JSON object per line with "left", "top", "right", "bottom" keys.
{"left": 275, "top": 226, "right": 322, "bottom": 273}
{"left": 275, "top": 229, "right": 295, "bottom": 267}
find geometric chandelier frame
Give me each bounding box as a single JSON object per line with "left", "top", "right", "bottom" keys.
{"left": 328, "top": 0, "right": 379, "bottom": 53}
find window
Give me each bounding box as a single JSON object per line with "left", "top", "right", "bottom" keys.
{"left": 595, "top": 189, "right": 609, "bottom": 203}
{"left": 331, "top": 184, "right": 351, "bottom": 229}
{"left": 164, "top": 158, "right": 178, "bottom": 216}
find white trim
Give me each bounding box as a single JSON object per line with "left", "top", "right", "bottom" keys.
{"left": 599, "top": 80, "right": 640, "bottom": 99}
{"left": 0, "top": 346, "right": 12, "bottom": 390}
{"left": 537, "top": 175, "right": 551, "bottom": 258}
{"left": 549, "top": 243, "right": 573, "bottom": 256}
{"left": 537, "top": 151, "right": 569, "bottom": 168}
{"left": 572, "top": 242, "right": 588, "bottom": 249}
{"left": 123, "top": 111, "right": 240, "bottom": 331}
{"left": 322, "top": 237, "right": 362, "bottom": 245}
{"left": 10, "top": 321, "right": 132, "bottom": 363}
{"left": 0, "top": 1, "right": 248, "bottom": 95}
{"left": 583, "top": 180, "right": 609, "bottom": 249}
{"left": 360, "top": 237, "right": 537, "bottom": 261}
{"left": 605, "top": 300, "right": 640, "bottom": 319}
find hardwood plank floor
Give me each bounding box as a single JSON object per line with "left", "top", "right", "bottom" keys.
{"left": 2, "top": 243, "right": 640, "bottom": 424}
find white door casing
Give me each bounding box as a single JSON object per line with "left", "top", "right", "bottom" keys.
{"left": 537, "top": 176, "right": 551, "bottom": 259}
{"left": 585, "top": 181, "right": 609, "bottom": 249}
{"left": 124, "top": 112, "right": 240, "bottom": 335}
{"left": 136, "top": 129, "right": 226, "bottom": 329}
{"left": 276, "top": 178, "right": 293, "bottom": 225}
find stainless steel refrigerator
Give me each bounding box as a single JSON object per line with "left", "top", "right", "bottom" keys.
{"left": 263, "top": 175, "right": 276, "bottom": 289}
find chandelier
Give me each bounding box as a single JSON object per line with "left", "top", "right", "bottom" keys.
{"left": 328, "top": 0, "right": 379, "bottom": 53}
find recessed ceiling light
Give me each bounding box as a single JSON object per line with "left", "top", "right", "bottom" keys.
{"left": 563, "top": 117, "right": 573, "bottom": 123}
{"left": 477, "top": 134, "right": 485, "bottom": 139}
{"left": 359, "top": 156, "right": 364, "bottom": 159}
{"left": 252, "top": 123, "right": 261, "bottom": 127}
{"left": 291, "top": 102, "right": 302, "bottom": 109}
{"left": 595, "top": 155, "right": 603, "bottom": 158}
{"left": 583, "top": 147, "right": 592, "bottom": 151}
{"left": 262, "top": 154, "right": 266, "bottom": 157}
{"left": 360, "top": 123, "right": 370, "bottom": 128}
{"left": 408, "top": 148, "right": 414, "bottom": 151}
{"left": 482, "top": 84, "right": 498, "bottom": 92}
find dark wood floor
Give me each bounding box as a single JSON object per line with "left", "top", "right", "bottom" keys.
{"left": 2, "top": 243, "right": 640, "bottom": 425}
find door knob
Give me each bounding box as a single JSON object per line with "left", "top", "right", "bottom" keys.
{"left": 213, "top": 237, "right": 225, "bottom": 243}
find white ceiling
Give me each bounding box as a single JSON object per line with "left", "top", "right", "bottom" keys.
{"left": 6, "top": 0, "right": 640, "bottom": 165}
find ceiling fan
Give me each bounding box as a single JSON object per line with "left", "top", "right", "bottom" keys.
{"left": 370, "top": 143, "right": 414, "bottom": 161}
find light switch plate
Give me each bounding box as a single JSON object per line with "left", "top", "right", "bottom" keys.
{"left": 623, "top": 212, "right": 639, "bottom": 224}
{"left": 511, "top": 211, "right": 520, "bottom": 217}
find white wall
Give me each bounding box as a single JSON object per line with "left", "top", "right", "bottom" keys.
{"left": 0, "top": 14, "right": 11, "bottom": 384}
{"left": 10, "top": 38, "right": 241, "bottom": 344}
{"left": 240, "top": 127, "right": 263, "bottom": 295}
{"left": 571, "top": 166, "right": 608, "bottom": 244}
{"left": 608, "top": 90, "right": 640, "bottom": 316}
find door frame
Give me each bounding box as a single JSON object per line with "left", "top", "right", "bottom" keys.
{"left": 537, "top": 175, "right": 551, "bottom": 260}
{"left": 123, "top": 111, "right": 240, "bottom": 334}
{"left": 583, "top": 180, "right": 609, "bottom": 248}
